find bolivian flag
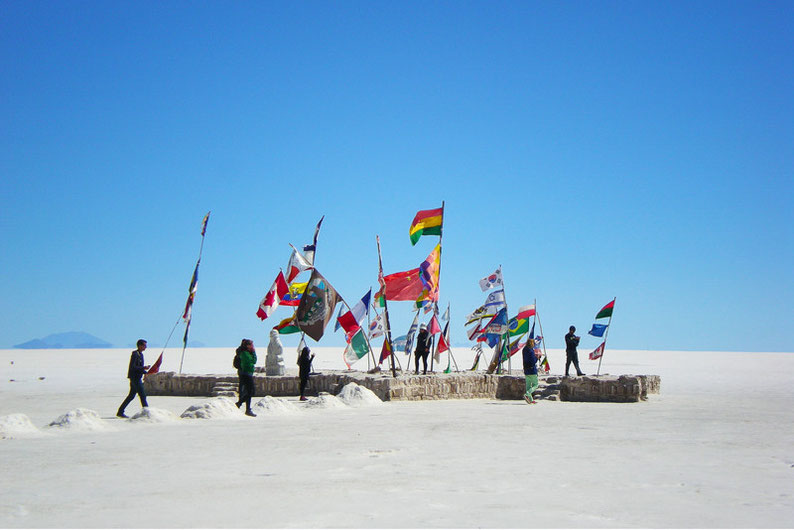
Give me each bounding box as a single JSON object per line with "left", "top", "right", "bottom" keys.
{"left": 409, "top": 207, "right": 443, "bottom": 246}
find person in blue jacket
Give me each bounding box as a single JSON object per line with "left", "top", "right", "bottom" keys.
{"left": 522, "top": 339, "right": 539, "bottom": 404}
{"left": 117, "top": 339, "right": 151, "bottom": 418}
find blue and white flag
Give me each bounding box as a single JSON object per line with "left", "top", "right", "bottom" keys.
{"left": 404, "top": 310, "right": 420, "bottom": 355}
{"left": 588, "top": 323, "right": 608, "bottom": 337}
{"left": 483, "top": 288, "right": 506, "bottom": 309}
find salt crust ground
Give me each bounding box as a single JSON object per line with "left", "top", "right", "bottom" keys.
{"left": 1, "top": 347, "right": 792, "bottom": 528}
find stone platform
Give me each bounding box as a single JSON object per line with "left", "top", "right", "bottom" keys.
{"left": 144, "top": 371, "right": 660, "bottom": 403}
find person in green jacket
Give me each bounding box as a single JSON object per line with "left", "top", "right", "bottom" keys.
{"left": 235, "top": 338, "right": 257, "bottom": 417}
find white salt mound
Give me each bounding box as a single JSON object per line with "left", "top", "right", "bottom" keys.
{"left": 304, "top": 392, "right": 347, "bottom": 409}
{"left": 48, "top": 408, "right": 110, "bottom": 431}
{"left": 180, "top": 397, "right": 243, "bottom": 419}
{"left": 253, "top": 396, "right": 300, "bottom": 415}
{"left": 337, "top": 382, "right": 383, "bottom": 407}
{"left": 130, "top": 407, "right": 179, "bottom": 423}
{"left": 0, "top": 414, "right": 43, "bottom": 439}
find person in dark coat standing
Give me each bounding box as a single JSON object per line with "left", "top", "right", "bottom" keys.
{"left": 565, "top": 326, "right": 585, "bottom": 377}
{"left": 522, "top": 339, "right": 539, "bottom": 404}
{"left": 235, "top": 338, "right": 257, "bottom": 417}
{"left": 117, "top": 339, "right": 151, "bottom": 418}
{"left": 414, "top": 323, "right": 430, "bottom": 375}
{"left": 298, "top": 346, "right": 315, "bottom": 401}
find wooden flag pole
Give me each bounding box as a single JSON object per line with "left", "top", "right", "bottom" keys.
{"left": 596, "top": 297, "right": 616, "bottom": 376}
{"left": 376, "top": 235, "right": 397, "bottom": 378}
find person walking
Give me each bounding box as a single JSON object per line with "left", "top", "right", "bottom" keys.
{"left": 117, "top": 339, "right": 151, "bottom": 418}
{"left": 565, "top": 326, "right": 585, "bottom": 377}
{"left": 235, "top": 338, "right": 257, "bottom": 417}
{"left": 297, "top": 346, "right": 315, "bottom": 401}
{"left": 522, "top": 338, "right": 539, "bottom": 404}
{"left": 414, "top": 323, "right": 430, "bottom": 374}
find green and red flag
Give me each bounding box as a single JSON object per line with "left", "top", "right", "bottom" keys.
{"left": 409, "top": 207, "right": 443, "bottom": 246}
{"left": 596, "top": 299, "right": 615, "bottom": 319}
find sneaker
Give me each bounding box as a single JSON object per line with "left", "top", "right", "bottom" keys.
{"left": 116, "top": 412, "right": 128, "bottom": 418}
{"left": 244, "top": 410, "right": 256, "bottom": 417}
{"left": 530, "top": 400, "right": 538, "bottom": 404}
{"left": 523, "top": 395, "right": 532, "bottom": 404}
{"left": 299, "top": 396, "right": 308, "bottom": 401}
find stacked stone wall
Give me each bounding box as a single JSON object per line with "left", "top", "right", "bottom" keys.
{"left": 144, "top": 372, "right": 660, "bottom": 402}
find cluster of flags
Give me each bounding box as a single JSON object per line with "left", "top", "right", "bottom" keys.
{"left": 343, "top": 204, "right": 448, "bottom": 370}
{"left": 353, "top": 204, "right": 454, "bottom": 372}
{"left": 256, "top": 217, "right": 346, "bottom": 347}
{"left": 464, "top": 266, "right": 549, "bottom": 373}
{"left": 587, "top": 299, "right": 615, "bottom": 361}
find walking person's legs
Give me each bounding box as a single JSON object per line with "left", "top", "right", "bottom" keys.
{"left": 117, "top": 381, "right": 137, "bottom": 417}
{"left": 524, "top": 374, "right": 539, "bottom": 404}
{"left": 133, "top": 378, "right": 148, "bottom": 407}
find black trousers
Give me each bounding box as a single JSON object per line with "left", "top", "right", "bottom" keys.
{"left": 415, "top": 352, "right": 428, "bottom": 374}
{"left": 565, "top": 351, "right": 583, "bottom": 376}
{"left": 299, "top": 373, "right": 310, "bottom": 397}
{"left": 238, "top": 373, "right": 255, "bottom": 409}
{"left": 118, "top": 378, "right": 148, "bottom": 413}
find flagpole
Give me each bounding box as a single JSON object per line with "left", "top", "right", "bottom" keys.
{"left": 179, "top": 212, "right": 210, "bottom": 375}
{"left": 486, "top": 265, "right": 509, "bottom": 375}
{"left": 376, "top": 235, "right": 397, "bottom": 378}
{"left": 429, "top": 303, "right": 437, "bottom": 373}
{"left": 446, "top": 303, "right": 460, "bottom": 372}
{"left": 405, "top": 308, "right": 419, "bottom": 373}
{"left": 296, "top": 216, "right": 324, "bottom": 365}
{"left": 366, "top": 287, "right": 372, "bottom": 372}
{"left": 534, "top": 299, "right": 550, "bottom": 374}
{"left": 596, "top": 297, "right": 616, "bottom": 376}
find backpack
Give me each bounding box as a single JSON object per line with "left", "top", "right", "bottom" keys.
{"left": 233, "top": 351, "right": 241, "bottom": 370}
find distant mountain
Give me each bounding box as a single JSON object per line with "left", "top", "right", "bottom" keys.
{"left": 14, "top": 332, "right": 112, "bottom": 349}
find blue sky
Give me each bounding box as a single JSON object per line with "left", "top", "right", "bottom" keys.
{"left": 1, "top": 1, "right": 792, "bottom": 352}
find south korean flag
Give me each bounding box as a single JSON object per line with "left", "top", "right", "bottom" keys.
{"left": 479, "top": 267, "right": 503, "bottom": 292}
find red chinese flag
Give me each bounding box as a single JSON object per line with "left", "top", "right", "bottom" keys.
{"left": 380, "top": 268, "right": 424, "bottom": 301}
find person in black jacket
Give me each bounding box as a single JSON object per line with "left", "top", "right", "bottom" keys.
{"left": 564, "top": 326, "right": 585, "bottom": 377}
{"left": 117, "top": 339, "right": 151, "bottom": 418}
{"left": 414, "top": 324, "right": 430, "bottom": 375}
{"left": 522, "top": 339, "right": 539, "bottom": 404}
{"left": 298, "top": 346, "right": 315, "bottom": 401}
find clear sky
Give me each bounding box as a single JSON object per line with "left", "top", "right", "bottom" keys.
{"left": 1, "top": 1, "right": 792, "bottom": 353}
